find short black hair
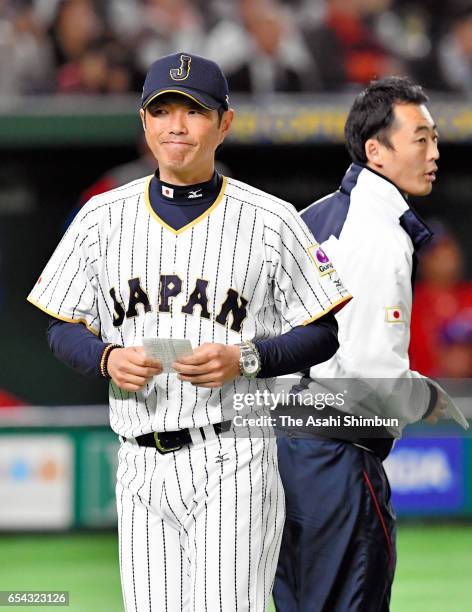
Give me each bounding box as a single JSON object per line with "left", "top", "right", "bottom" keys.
{"left": 146, "top": 93, "right": 225, "bottom": 125}
{"left": 450, "top": 0, "right": 472, "bottom": 22}
{"left": 344, "top": 76, "right": 429, "bottom": 164}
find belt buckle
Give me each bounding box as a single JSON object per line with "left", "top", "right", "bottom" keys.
{"left": 153, "top": 431, "right": 182, "bottom": 454}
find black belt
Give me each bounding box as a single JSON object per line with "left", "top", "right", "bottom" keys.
{"left": 121, "top": 420, "right": 232, "bottom": 454}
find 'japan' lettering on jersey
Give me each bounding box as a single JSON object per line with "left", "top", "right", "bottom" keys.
{"left": 28, "top": 176, "right": 351, "bottom": 436}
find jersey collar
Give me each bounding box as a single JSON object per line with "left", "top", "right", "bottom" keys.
{"left": 157, "top": 171, "right": 220, "bottom": 205}
{"left": 144, "top": 174, "right": 227, "bottom": 236}
{"left": 345, "top": 163, "right": 433, "bottom": 252}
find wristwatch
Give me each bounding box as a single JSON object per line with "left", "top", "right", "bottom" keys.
{"left": 238, "top": 341, "right": 261, "bottom": 379}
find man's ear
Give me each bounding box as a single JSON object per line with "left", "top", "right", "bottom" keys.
{"left": 140, "top": 108, "right": 146, "bottom": 132}
{"left": 365, "top": 138, "right": 383, "bottom": 166}
{"left": 218, "top": 109, "right": 234, "bottom": 145}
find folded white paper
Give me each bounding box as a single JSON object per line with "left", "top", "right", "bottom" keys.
{"left": 143, "top": 338, "right": 193, "bottom": 373}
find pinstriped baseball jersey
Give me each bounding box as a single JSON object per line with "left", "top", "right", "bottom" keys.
{"left": 28, "top": 175, "right": 351, "bottom": 436}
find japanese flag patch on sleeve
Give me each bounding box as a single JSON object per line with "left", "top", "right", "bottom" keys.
{"left": 385, "top": 306, "right": 404, "bottom": 323}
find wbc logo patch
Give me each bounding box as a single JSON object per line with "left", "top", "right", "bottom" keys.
{"left": 307, "top": 244, "right": 335, "bottom": 276}
{"left": 385, "top": 307, "right": 404, "bottom": 323}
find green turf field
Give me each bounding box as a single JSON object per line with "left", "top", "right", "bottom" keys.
{"left": 1, "top": 525, "right": 470, "bottom": 611}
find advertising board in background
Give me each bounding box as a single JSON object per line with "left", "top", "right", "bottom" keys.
{"left": 0, "top": 434, "right": 73, "bottom": 529}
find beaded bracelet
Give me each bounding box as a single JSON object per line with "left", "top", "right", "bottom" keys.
{"left": 100, "top": 344, "right": 121, "bottom": 379}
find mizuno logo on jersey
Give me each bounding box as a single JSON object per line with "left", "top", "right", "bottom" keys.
{"left": 187, "top": 189, "right": 202, "bottom": 199}
{"left": 109, "top": 276, "right": 248, "bottom": 332}
{"left": 215, "top": 452, "right": 229, "bottom": 465}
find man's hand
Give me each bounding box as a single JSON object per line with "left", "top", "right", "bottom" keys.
{"left": 424, "top": 381, "right": 469, "bottom": 429}
{"left": 423, "top": 378, "right": 469, "bottom": 429}
{"left": 424, "top": 391, "right": 448, "bottom": 424}
{"left": 172, "top": 343, "right": 240, "bottom": 388}
{"left": 107, "top": 346, "right": 162, "bottom": 392}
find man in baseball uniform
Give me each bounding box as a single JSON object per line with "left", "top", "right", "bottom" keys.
{"left": 27, "top": 53, "right": 351, "bottom": 612}
{"left": 273, "top": 77, "right": 468, "bottom": 612}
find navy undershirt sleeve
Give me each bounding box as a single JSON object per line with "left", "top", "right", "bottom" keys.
{"left": 46, "top": 312, "right": 338, "bottom": 381}
{"left": 254, "top": 313, "right": 339, "bottom": 378}
{"left": 47, "top": 317, "right": 108, "bottom": 379}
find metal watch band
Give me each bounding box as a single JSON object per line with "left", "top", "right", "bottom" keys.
{"left": 238, "top": 341, "right": 261, "bottom": 379}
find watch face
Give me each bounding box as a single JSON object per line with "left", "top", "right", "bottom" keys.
{"left": 243, "top": 355, "right": 259, "bottom": 374}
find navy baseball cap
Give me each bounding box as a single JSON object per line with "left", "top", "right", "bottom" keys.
{"left": 141, "top": 52, "right": 230, "bottom": 111}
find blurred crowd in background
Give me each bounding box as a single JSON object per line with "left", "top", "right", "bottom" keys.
{"left": 410, "top": 224, "right": 472, "bottom": 379}
{"left": 1, "top": 0, "right": 472, "bottom": 97}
